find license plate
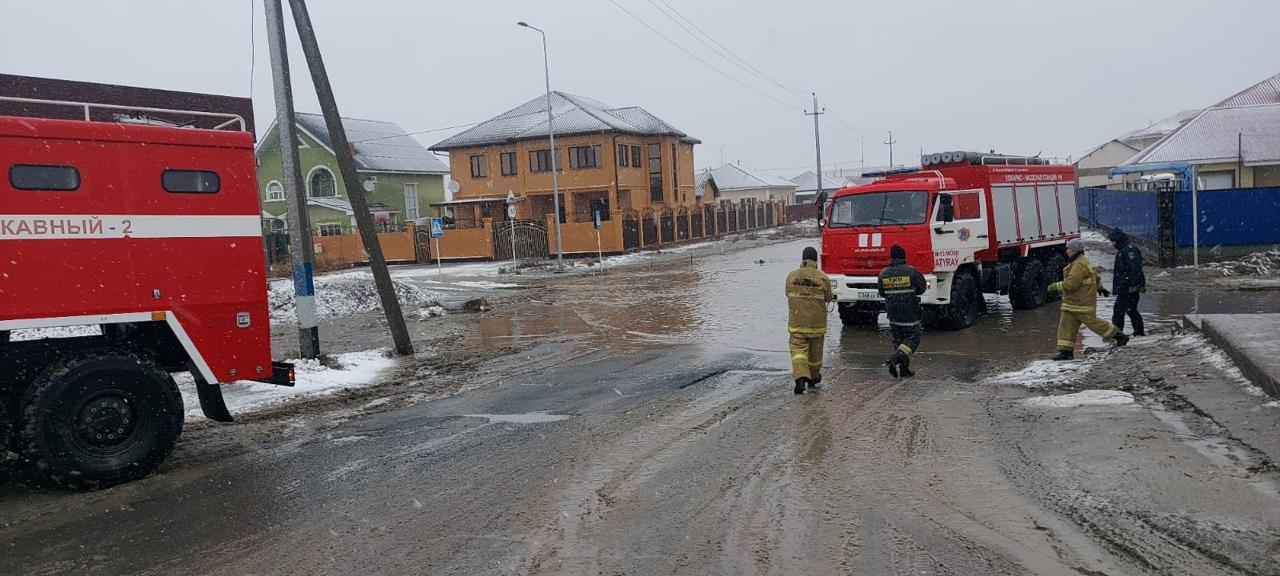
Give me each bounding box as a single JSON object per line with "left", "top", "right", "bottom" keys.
{"left": 856, "top": 290, "right": 883, "bottom": 301}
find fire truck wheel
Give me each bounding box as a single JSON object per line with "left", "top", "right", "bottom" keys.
{"left": 1045, "top": 254, "right": 1066, "bottom": 302}
{"left": 20, "top": 351, "right": 183, "bottom": 487}
{"left": 941, "top": 272, "right": 980, "bottom": 330}
{"left": 838, "top": 304, "right": 879, "bottom": 327}
{"left": 1010, "top": 260, "right": 1047, "bottom": 310}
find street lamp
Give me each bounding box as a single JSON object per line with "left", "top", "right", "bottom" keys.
{"left": 517, "top": 21, "right": 565, "bottom": 271}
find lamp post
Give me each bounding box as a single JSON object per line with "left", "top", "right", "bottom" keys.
{"left": 517, "top": 21, "right": 564, "bottom": 271}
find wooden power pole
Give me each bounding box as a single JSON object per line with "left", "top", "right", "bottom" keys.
{"left": 286, "top": 0, "right": 414, "bottom": 355}
{"left": 263, "top": 0, "right": 320, "bottom": 359}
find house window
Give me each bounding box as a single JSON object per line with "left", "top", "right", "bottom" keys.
{"left": 618, "top": 144, "right": 629, "bottom": 167}
{"left": 317, "top": 223, "right": 343, "bottom": 236}
{"left": 647, "top": 143, "right": 663, "bottom": 202}
{"left": 308, "top": 166, "right": 337, "bottom": 198}
{"left": 469, "top": 155, "right": 488, "bottom": 178}
{"left": 270, "top": 219, "right": 286, "bottom": 233}
{"left": 530, "top": 149, "right": 562, "bottom": 173}
{"left": 568, "top": 145, "right": 601, "bottom": 169}
{"left": 404, "top": 183, "right": 419, "bottom": 220}
{"left": 265, "top": 180, "right": 284, "bottom": 202}
{"left": 9, "top": 164, "right": 80, "bottom": 191}
{"left": 500, "top": 151, "right": 518, "bottom": 176}
{"left": 163, "top": 169, "right": 220, "bottom": 194}
{"left": 631, "top": 146, "right": 641, "bottom": 168}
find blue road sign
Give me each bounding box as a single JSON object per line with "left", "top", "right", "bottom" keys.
{"left": 430, "top": 217, "right": 445, "bottom": 238}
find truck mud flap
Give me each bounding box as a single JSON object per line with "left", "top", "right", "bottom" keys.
{"left": 191, "top": 369, "right": 234, "bottom": 423}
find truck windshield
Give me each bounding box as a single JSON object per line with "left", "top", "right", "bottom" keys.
{"left": 828, "top": 191, "right": 929, "bottom": 228}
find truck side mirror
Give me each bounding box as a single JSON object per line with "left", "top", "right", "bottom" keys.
{"left": 938, "top": 194, "right": 955, "bottom": 222}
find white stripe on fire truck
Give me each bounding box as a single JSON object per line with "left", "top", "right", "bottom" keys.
{"left": 0, "top": 215, "right": 262, "bottom": 240}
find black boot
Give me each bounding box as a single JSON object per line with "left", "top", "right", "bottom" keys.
{"left": 1114, "top": 333, "right": 1130, "bottom": 347}
{"left": 1053, "top": 350, "right": 1074, "bottom": 361}
{"left": 899, "top": 358, "right": 915, "bottom": 378}
{"left": 885, "top": 359, "right": 899, "bottom": 379}
{"left": 794, "top": 378, "right": 808, "bottom": 394}
{"left": 1133, "top": 328, "right": 1146, "bottom": 337}
{"left": 808, "top": 374, "right": 821, "bottom": 389}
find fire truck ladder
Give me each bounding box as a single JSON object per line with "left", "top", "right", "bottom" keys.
{"left": 0, "top": 95, "right": 247, "bottom": 131}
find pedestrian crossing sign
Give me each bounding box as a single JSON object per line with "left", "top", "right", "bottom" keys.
{"left": 430, "top": 217, "right": 444, "bottom": 238}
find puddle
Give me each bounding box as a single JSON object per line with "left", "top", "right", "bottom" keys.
{"left": 464, "top": 412, "right": 572, "bottom": 424}
{"left": 1148, "top": 403, "right": 1280, "bottom": 499}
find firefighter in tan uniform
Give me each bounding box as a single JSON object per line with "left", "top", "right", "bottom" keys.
{"left": 1048, "top": 238, "right": 1129, "bottom": 360}
{"left": 786, "top": 247, "right": 834, "bottom": 394}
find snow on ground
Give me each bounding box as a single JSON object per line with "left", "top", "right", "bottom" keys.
{"left": 1176, "top": 333, "right": 1268, "bottom": 397}
{"left": 268, "top": 274, "right": 442, "bottom": 323}
{"left": 1202, "top": 249, "right": 1280, "bottom": 276}
{"left": 8, "top": 325, "right": 101, "bottom": 342}
{"left": 180, "top": 349, "right": 398, "bottom": 421}
{"left": 986, "top": 359, "right": 1089, "bottom": 388}
{"left": 1021, "top": 389, "right": 1136, "bottom": 409}
{"left": 1080, "top": 229, "right": 1108, "bottom": 244}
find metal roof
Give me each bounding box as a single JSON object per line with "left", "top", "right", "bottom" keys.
{"left": 788, "top": 170, "right": 843, "bottom": 193}
{"left": 703, "top": 164, "right": 797, "bottom": 191}
{"left": 431, "top": 92, "right": 699, "bottom": 150}
{"left": 1124, "top": 72, "right": 1280, "bottom": 167}
{"left": 1116, "top": 109, "right": 1200, "bottom": 145}
{"left": 307, "top": 196, "right": 354, "bottom": 215}
{"left": 288, "top": 113, "right": 449, "bottom": 174}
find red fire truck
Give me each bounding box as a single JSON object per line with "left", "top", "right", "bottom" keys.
{"left": 0, "top": 98, "right": 292, "bottom": 486}
{"left": 821, "top": 151, "right": 1080, "bottom": 329}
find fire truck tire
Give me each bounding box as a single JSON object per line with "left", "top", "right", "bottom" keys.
{"left": 838, "top": 304, "right": 879, "bottom": 327}
{"left": 940, "top": 272, "right": 980, "bottom": 330}
{"left": 1010, "top": 260, "right": 1047, "bottom": 310}
{"left": 19, "top": 351, "right": 183, "bottom": 487}
{"left": 1045, "top": 254, "right": 1066, "bottom": 302}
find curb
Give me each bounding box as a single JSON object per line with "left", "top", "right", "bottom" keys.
{"left": 1183, "top": 314, "right": 1280, "bottom": 398}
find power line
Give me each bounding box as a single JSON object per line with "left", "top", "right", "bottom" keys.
{"left": 604, "top": 0, "right": 802, "bottom": 111}
{"left": 350, "top": 109, "right": 548, "bottom": 144}
{"left": 643, "top": 0, "right": 806, "bottom": 106}
{"left": 653, "top": 0, "right": 807, "bottom": 100}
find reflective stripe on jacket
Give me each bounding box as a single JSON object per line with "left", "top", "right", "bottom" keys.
{"left": 786, "top": 260, "right": 833, "bottom": 334}
{"left": 877, "top": 259, "right": 927, "bottom": 325}
{"left": 1052, "top": 252, "right": 1100, "bottom": 314}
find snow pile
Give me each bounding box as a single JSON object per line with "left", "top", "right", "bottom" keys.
{"left": 1202, "top": 249, "right": 1280, "bottom": 276}
{"left": 420, "top": 305, "right": 446, "bottom": 318}
{"left": 268, "top": 275, "right": 441, "bottom": 323}
{"left": 1021, "top": 389, "right": 1136, "bottom": 409}
{"left": 986, "top": 360, "right": 1087, "bottom": 388}
{"left": 453, "top": 280, "right": 520, "bottom": 289}
{"left": 181, "top": 349, "right": 398, "bottom": 421}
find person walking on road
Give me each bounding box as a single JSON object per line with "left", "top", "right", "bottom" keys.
{"left": 1048, "top": 238, "right": 1129, "bottom": 361}
{"left": 786, "top": 246, "right": 834, "bottom": 394}
{"left": 877, "top": 244, "right": 927, "bottom": 378}
{"left": 1108, "top": 228, "right": 1146, "bottom": 336}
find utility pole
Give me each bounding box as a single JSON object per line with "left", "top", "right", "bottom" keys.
{"left": 287, "top": 0, "right": 414, "bottom": 355}
{"left": 884, "top": 131, "right": 897, "bottom": 167}
{"left": 860, "top": 136, "right": 865, "bottom": 171}
{"left": 517, "top": 21, "right": 564, "bottom": 271}
{"left": 804, "top": 93, "right": 825, "bottom": 206}
{"left": 264, "top": 0, "right": 319, "bottom": 359}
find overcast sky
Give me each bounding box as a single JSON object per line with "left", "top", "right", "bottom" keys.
{"left": 4, "top": 0, "right": 1278, "bottom": 176}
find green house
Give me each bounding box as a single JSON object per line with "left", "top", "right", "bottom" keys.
{"left": 256, "top": 113, "right": 449, "bottom": 236}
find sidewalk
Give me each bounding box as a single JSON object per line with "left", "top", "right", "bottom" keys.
{"left": 1184, "top": 313, "right": 1280, "bottom": 398}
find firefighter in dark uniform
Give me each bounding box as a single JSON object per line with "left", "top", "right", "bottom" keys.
{"left": 786, "top": 246, "right": 834, "bottom": 394}
{"left": 1048, "top": 238, "right": 1129, "bottom": 360}
{"left": 1108, "top": 228, "right": 1146, "bottom": 336}
{"left": 877, "top": 244, "right": 927, "bottom": 378}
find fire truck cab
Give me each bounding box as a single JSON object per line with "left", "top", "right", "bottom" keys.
{"left": 0, "top": 98, "right": 291, "bottom": 486}
{"left": 821, "top": 152, "right": 1079, "bottom": 330}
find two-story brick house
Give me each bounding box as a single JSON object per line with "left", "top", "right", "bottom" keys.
{"left": 429, "top": 92, "right": 703, "bottom": 254}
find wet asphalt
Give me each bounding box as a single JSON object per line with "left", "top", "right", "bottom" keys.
{"left": 2, "top": 236, "right": 1279, "bottom": 575}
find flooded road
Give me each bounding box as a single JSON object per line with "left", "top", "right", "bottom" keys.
{"left": 3, "top": 236, "right": 1279, "bottom": 575}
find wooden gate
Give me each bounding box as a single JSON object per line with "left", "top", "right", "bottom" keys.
{"left": 492, "top": 220, "right": 549, "bottom": 261}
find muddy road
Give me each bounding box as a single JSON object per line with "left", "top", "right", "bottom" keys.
{"left": 3, "top": 236, "right": 1280, "bottom": 575}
